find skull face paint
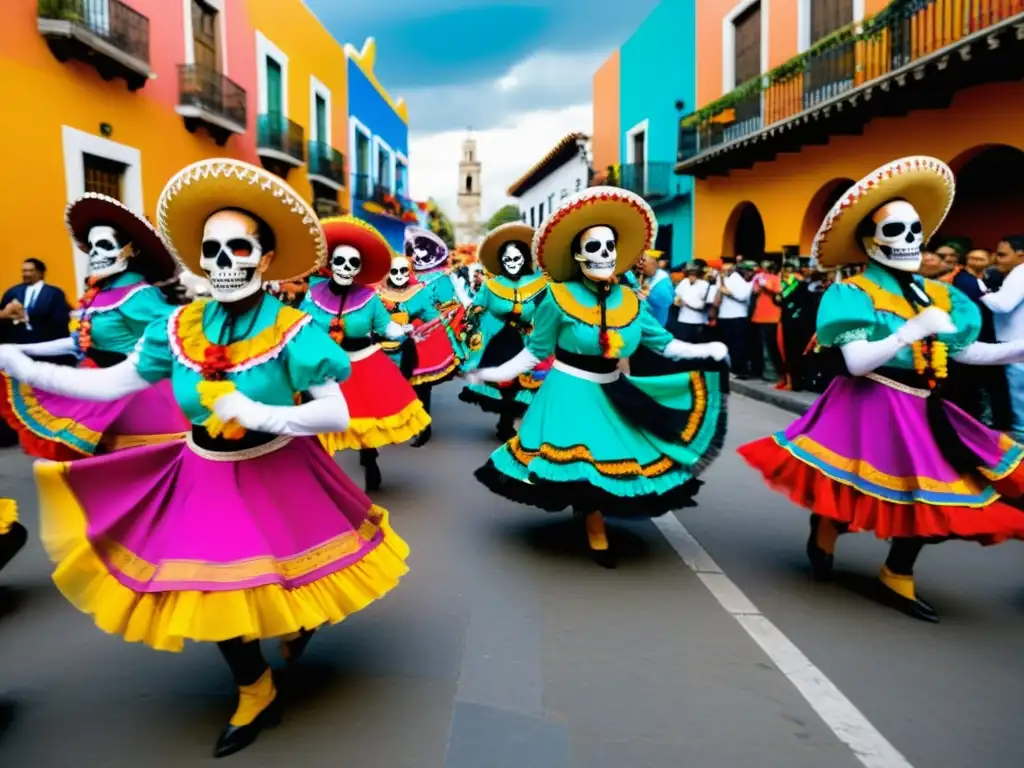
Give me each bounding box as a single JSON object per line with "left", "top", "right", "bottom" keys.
{"left": 330, "top": 245, "right": 362, "bottom": 286}
{"left": 863, "top": 200, "right": 924, "bottom": 272}
{"left": 86, "top": 225, "right": 129, "bottom": 280}
{"left": 574, "top": 225, "right": 618, "bottom": 282}
{"left": 200, "top": 210, "right": 268, "bottom": 302}
{"left": 500, "top": 243, "right": 526, "bottom": 277}
{"left": 388, "top": 256, "right": 411, "bottom": 288}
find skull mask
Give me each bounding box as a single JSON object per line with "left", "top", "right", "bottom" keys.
{"left": 199, "top": 210, "right": 269, "bottom": 303}
{"left": 862, "top": 200, "right": 924, "bottom": 272}
{"left": 86, "top": 225, "right": 129, "bottom": 281}
{"left": 574, "top": 225, "right": 618, "bottom": 282}
{"left": 389, "top": 256, "right": 411, "bottom": 288}
{"left": 330, "top": 245, "right": 362, "bottom": 286}
{"left": 500, "top": 243, "right": 526, "bottom": 277}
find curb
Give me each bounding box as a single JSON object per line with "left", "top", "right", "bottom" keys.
{"left": 730, "top": 379, "right": 811, "bottom": 416}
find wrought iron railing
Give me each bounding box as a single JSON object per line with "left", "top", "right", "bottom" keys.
{"left": 308, "top": 142, "right": 346, "bottom": 186}
{"left": 257, "top": 113, "right": 305, "bottom": 162}
{"left": 38, "top": 0, "right": 150, "bottom": 63}
{"left": 177, "top": 64, "right": 246, "bottom": 128}
{"left": 352, "top": 173, "right": 373, "bottom": 200}
{"left": 678, "top": 0, "right": 1024, "bottom": 162}
{"left": 613, "top": 162, "right": 674, "bottom": 199}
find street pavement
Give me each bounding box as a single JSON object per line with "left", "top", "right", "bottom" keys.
{"left": 1, "top": 386, "right": 1024, "bottom": 767}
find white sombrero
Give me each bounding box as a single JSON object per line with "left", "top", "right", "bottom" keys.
{"left": 812, "top": 156, "right": 955, "bottom": 268}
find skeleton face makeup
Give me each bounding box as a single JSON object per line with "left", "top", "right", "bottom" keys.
{"left": 389, "top": 256, "right": 411, "bottom": 288}
{"left": 862, "top": 200, "right": 924, "bottom": 272}
{"left": 330, "top": 245, "right": 362, "bottom": 286}
{"left": 500, "top": 243, "right": 526, "bottom": 277}
{"left": 574, "top": 225, "right": 618, "bottom": 282}
{"left": 200, "top": 210, "right": 268, "bottom": 302}
{"left": 86, "top": 225, "right": 129, "bottom": 280}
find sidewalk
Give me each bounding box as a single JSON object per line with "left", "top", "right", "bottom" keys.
{"left": 729, "top": 376, "right": 816, "bottom": 415}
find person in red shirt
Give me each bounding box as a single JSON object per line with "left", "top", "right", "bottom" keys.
{"left": 749, "top": 261, "right": 785, "bottom": 381}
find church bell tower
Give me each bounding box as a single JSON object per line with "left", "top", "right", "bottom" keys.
{"left": 455, "top": 133, "right": 484, "bottom": 244}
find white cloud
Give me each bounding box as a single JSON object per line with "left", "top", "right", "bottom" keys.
{"left": 409, "top": 103, "right": 593, "bottom": 227}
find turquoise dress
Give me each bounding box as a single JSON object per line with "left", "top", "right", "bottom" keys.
{"left": 475, "top": 278, "right": 728, "bottom": 518}
{"left": 418, "top": 268, "right": 468, "bottom": 361}
{"left": 376, "top": 282, "right": 440, "bottom": 368}
{"left": 459, "top": 273, "right": 549, "bottom": 413}
{"left": 300, "top": 277, "right": 393, "bottom": 341}
{"left": 79, "top": 271, "right": 177, "bottom": 361}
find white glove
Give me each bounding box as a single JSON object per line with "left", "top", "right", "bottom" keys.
{"left": 895, "top": 307, "right": 957, "bottom": 344}
{"left": 384, "top": 321, "right": 414, "bottom": 339}
{"left": 464, "top": 370, "right": 484, "bottom": 385}
{"left": 663, "top": 340, "right": 729, "bottom": 362}
{"left": 17, "top": 337, "right": 77, "bottom": 359}
{"left": 0, "top": 348, "right": 150, "bottom": 400}
{"left": 954, "top": 340, "right": 1024, "bottom": 366}
{"left": 213, "top": 381, "right": 349, "bottom": 436}
{"left": 0, "top": 346, "right": 33, "bottom": 379}
{"left": 471, "top": 349, "right": 540, "bottom": 383}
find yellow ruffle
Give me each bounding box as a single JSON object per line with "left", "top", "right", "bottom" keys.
{"left": 0, "top": 499, "right": 17, "bottom": 535}
{"left": 173, "top": 300, "right": 310, "bottom": 370}
{"left": 34, "top": 460, "right": 411, "bottom": 653}
{"left": 319, "top": 399, "right": 431, "bottom": 453}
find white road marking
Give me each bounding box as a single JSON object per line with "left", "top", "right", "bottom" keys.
{"left": 652, "top": 514, "right": 915, "bottom": 768}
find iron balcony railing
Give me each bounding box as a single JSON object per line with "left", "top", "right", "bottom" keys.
{"left": 308, "top": 142, "right": 346, "bottom": 186}
{"left": 352, "top": 173, "right": 373, "bottom": 200}
{"left": 177, "top": 64, "right": 246, "bottom": 128}
{"left": 613, "top": 162, "right": 674, "bottom": 199}
{"left": 678, "top": 0, "right": 1024, "bottom": 163}
{"left": 257, "top": 113, "right": 305, "bottom": 163}
{"left": 38, "top": 0, "right": 150, "bottom": 64}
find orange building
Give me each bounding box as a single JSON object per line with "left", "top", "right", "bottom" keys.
{"left": 679, "top": 0, "right": 1024, "bottom": 264}
{"left": 591, "top": 51, "right": 621, "bottom": 183}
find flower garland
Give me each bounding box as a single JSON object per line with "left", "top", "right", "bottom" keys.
{"left": 75, "top": 278, "right": 102, "bottom": 361}
{"left": 329, "top": 316, "right": 346, "bottom": 344}
{"left": 911, "top": 339, "right": 948, "bottom": 387}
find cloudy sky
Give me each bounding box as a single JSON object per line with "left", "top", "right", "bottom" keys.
{"left": 306, "top": 0, "right": 660, "bottom": 220}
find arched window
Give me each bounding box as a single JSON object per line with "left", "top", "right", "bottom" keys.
{"left": 466, "top": 175, "right": 473, "bottom": 193}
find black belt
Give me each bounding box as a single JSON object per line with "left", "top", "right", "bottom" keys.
{"left": 190, "top": 425, "right": 279, "bottom": 453}
{"left": 86, "top": 348, "right": 128, "bottom": 368}
{"left": 341, "top": 336, "right": 374, "bottom": 352}
{"left": 554, "top": 347, "right": 618, "bottom": 375}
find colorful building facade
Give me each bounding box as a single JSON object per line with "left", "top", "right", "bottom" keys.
{"left": 345, "top": 38, "right": 416, "bottom": 253}
{"left": 680, "top": 0, "right": 1024, "bottom": 263}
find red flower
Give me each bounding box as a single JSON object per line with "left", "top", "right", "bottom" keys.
{"left": 329, "top": 316, "right": 345, "bottom": 345}
{"left": 201, "top": 344, "right": 232, "bottom": 380}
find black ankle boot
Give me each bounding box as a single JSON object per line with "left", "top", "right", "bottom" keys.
{"left": 364, "top": 459, "right": 382, "bottom": 492}
{"left": 806, "top": 516, "right": 834, "bottom": 580}
{"left": 213, "top": 697, "right": 283, "bottom": 758}
{"left": 0, "top": 522, "right": 28, "bottom": 574}
{"left": 412, "top": 426, "right": 432, "bottom": 447}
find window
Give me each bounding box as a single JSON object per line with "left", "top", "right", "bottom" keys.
{"left": 547, "top": 193, "right": 554, "bottom": 211}
{"left": 733, "top": 2, "right": 762, "bottom": 86}
{"left": 465, "top": 149, "right": 474, "bottom": 162}
{"left": 266, "top": 57, "right": 283, "bottom": 116}
{"left": 312, "top": 182, "right": 340, "bottom": 217}
{"left": 465, "top": 174, "right": 473, "bottom": 193}
{"left": 538, "top": 202, "right": 545, "bottom": 221}
{"left": 810, "top": 0, "right": 853, "bottom": 44}
{"left": 376, "top": 147, "right": 390, "bottom": 189}
{"left": 314, "top": 94, "right": 327, "bottom": 144}
{"left": 83, "top": 154, "right": 125, "bottom": 200}
{"left": 530, "top": 207, "right": 535, "bottom": 227}
{"left": 520, "top": 211, "right": 526, "bottom": 222}
{"left": 560, "top": 189, "right": 569, "bottom": 200}
{"left": 396, "top": 159, "right": 408, "bottom": 195}
{"left": 805, "top": 0, "right": 855, "bottom": 99}
{"left": 192, "top": 0, "right": 219, "bottom": 72}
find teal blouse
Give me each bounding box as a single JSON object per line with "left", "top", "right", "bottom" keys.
{"left": 420, "top": 269, "right": 460, "bottom": 307}
{"left": 471, "top": 274, "right": 548, "bottom": 326}
{"left": 78, "top": 271, "right": 175, "bottom": 355}
{"left": 300, "top": 279, "right": 393, "bottom": 339}
{"left": 816, "top": 262, "right": 980, "bottom": 370}
{"left": 135, "top": 295, "right": 350, "bottom": 425}
{"left": 525, "top": 279, "right": 673, "bottom": 360}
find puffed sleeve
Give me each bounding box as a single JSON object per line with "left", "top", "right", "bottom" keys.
{"left": 120, "top": 285, "right": 175, "bottom": 337}
{"left": 406, "top": 286, "right": 440, "bottom": 321}
{"left": 133, "top": 313, "right": 175, "bottom": 384}
{"left": 368, "top": 294, "right": 393, "bottom": 335}
{"left": 284, "top": 322, "right": 352, "bottom": 390}
{"left": 938, "top": 281, "right": 981, "bottom": 353}
{"left": 525, "top": 297, "right": 560, "bottom": 360}
{"left": 816, "top": 282, "right": 877, "bottom": 347}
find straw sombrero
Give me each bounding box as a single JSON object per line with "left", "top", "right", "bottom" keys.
{"left": 478, "top": 222, "right": 535, "bottom": 276}
{"left": 533, "top": 186, "right": 657, "bottom": 283}
{"left": 66, "top": 193, "right": 177, "bottom": 282}
{"left": 156, "top": 158, "right": 325, "bottom": 282}
{"left": 320, "top": 216, "right": 392, "bottom": 285}
{"left": 812, "top": 156, "right": 955, "bottom": 268}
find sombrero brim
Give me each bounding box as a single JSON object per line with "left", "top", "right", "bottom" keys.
{"left": 66, "top": 194, "right": 177, "bottom": 281}
{"left": 156, "top": 159, "right": 325, "bottom": 282}
{"left": 321, "top": 216, "right": 393, "bottom": 285}
{"left": 479, "top": 222, "right": 535, "bottom": 276}
{"left": 812, "top": 156, "right": 955, "bottom": 268}
{"left": 533, "top": 187, "right": 657, "bottom": 283}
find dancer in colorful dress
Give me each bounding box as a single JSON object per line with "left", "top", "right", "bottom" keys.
{"left": 0, "top": 159, "right": 409, "bottom": 757}
{"left": 301, "top": 216, "right": 430, "bottom": 490}
{"left": 405, "top": 226, "right": 471, "bottom": 349}
{"left": 738, "top": 157, "right": 1024, "bottom": 622}
{"left": 378, "top": 253, "right": 460, "bottom": 447}
{"left": 459, "top": 222, "right": 550, "bottom": 440}
{"left": 468, "top": 188, "right": 730, "bottom": 567}
{"left": 0, "top": 194, "right": 188, "bottom": 459}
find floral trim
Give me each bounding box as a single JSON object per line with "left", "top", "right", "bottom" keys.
{"left": 507, "top": 436, "right": 676, "bottom": 478}
{"left": 168, "top": 300, "right": 310, "bottom": 374}
{"left": 832, "top": 328, "right": 870, "bottom": 346}
{"left": 486, "top": 276, "right": 547, "bottom": 303}
{"left": 548, "top": 283, "right": 639, "bottom": 329}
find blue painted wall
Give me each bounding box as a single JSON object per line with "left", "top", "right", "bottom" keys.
{"left": 619, "top": 0, "right": 695, "bottom": 267}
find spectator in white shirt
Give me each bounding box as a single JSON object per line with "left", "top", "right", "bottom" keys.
{"left": 673, "top": 262, "right": 710, "bottom": 342}
{"left": 981, "top": 236, "right": 1024, "bottom": 436}
{"left": 707, "top": 261, "right": 755, "bottom": 378}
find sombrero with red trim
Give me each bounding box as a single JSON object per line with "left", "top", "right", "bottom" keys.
{"left": 66, "top": 193, "right": 177, "bottom": 281}
{"left": 533, "top": 186, "right": 657, "bottom": 283}
{"left": 812, "top": 156, "right": 955, "bottom": 268}
{"left": 478, "top": 222, "right": 535, "bottom": 276}
{"left": 320, "top": 215, "right": 393, "bottom": 285}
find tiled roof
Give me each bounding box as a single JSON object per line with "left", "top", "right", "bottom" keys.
{"left": 507, "top": 132, "right": 588, "bottom": 197}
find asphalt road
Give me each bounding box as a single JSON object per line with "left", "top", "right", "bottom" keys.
{"left": 1, "top": 387, "right": 1023, "bottom": 767}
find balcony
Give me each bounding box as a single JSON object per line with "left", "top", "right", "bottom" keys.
{"left": 677, "top": 0, "right": 1024, "bottom": 178}
{"left": 176, "top": 64, "right": 247, "bottom": 146}
{"left": 611, "top": 162, "right": 675, "bottom": 201}
{"left": 357, "top": 181, "right": 419, "bottom": 223}
{"left": 307, "top": 142, "right": 346, "bottom": 190}
{"left": 256, "top": 113, "right": 305, "bottom": 177}
{"left": 352, "top": 172, "right": 373, "bottom": 200}
{"left": 37, "top": 0, "right": 151, "bottom": 91}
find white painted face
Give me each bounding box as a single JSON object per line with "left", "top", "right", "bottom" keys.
{"left": 574, "top": 225, "right": 617, "bottom": 282}
{"left": 863, "top": 200, "right": 924, "bottom": 273}
{"left": 500, "top": 243, "right": 526, "bottom": 277}
{"left": 86, "top": 225, "right": 129, "bottom": 280}
{"left": 389, "top": 256, "right": 411, "bottom": 288}
{"left": 200, "top": 210, "right": 267, "bottom": 303}
{"left": 330, "top": 245, "right": 362, "bottom": 286}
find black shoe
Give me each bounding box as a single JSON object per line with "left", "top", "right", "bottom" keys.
{"left": 876, "top": 581, "right": 939, "bottom": 623}
{"left": 364, "top": 461, "right": 382, "bottom": 492}
{"left": 213, "top": 696, "right": 283, "bottom": 758}
{"left": 411, "top": 427, "right": 432, "bottom": 448}
{"left": 0, "top": 523, "right": 28, "bottom": 574}
{"left": 281, "top": 632, "right": 315, "bottom": 667}
{"left": 589, "top": 547, "right": 616, "bottom": 569}
{"left": 806, "top": 518, "right": 833, "bottom": 580}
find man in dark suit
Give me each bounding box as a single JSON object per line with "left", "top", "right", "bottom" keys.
{"left": 0, "top": 258, "right": 73, "bottom": 361}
